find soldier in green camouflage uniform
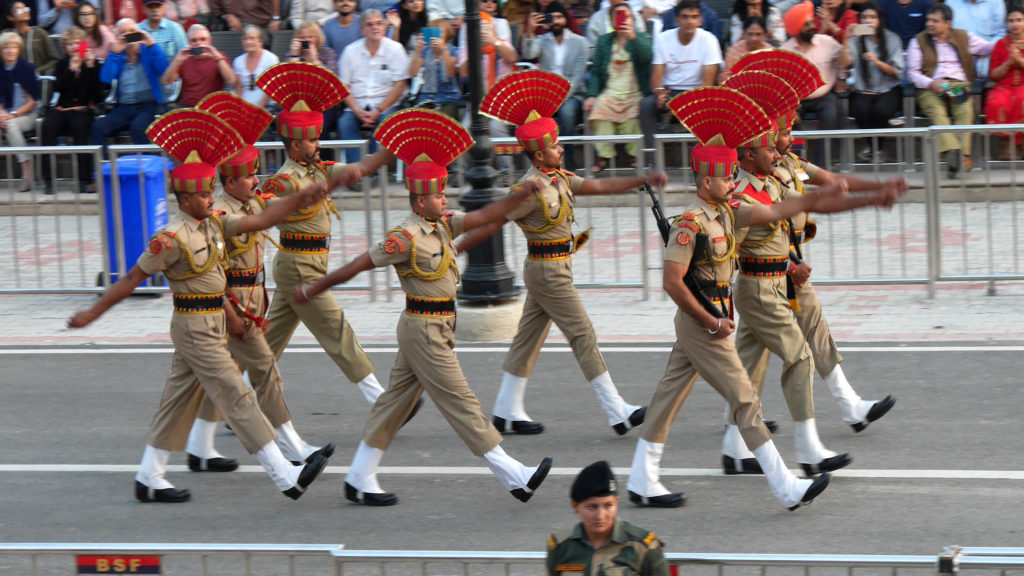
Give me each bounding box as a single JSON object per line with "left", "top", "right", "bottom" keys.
{"left": 547, "top": 461, "right": 668, "bottom": 576}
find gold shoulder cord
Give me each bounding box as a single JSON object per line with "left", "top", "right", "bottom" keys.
{"left": 787, "top": 153, "right": 806, "bottom": 195}
{"left": 163, "top": 220, "right": 224, "bottom": 281}
{"left": 678, "top": 209, "right": 736, "bottom": 267}
{"left": 514, "top": 183, "right": 573, "bottom": 234}
{"left": 397, "top": 220, "right": 459, "bottom": 282}
{"left": 279, "top": 164, "right": 341, "bottom": 223}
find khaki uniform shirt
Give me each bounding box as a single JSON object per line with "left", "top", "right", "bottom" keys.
{"left": 506, "top": 165, "right": 585, "bottom": 242}
{"left": 137, "top": 209, "right": 243, "bottom": 294}
{"left": 734, "top": 168, "right": 793, "bottom": 258}
{"left": 546, "top": 519, "right": 668, "bottom": 576}
{"left": 665, "top": 196, "right": 752, "bottom": 283}
{"left": 215, "top": 193, "right": 272, "bottom": 317}
{"left": 367, "top": 211, "right": 467, "bottom": 298}
{"left": 261, "top": 157, "right": 346, "bottom": 236}
{"left": 774, "top": 152, "right": 820, "bottom": 241}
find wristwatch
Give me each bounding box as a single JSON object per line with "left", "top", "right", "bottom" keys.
{"left": 271, "top": 15, "right": 280, "bottom": 20}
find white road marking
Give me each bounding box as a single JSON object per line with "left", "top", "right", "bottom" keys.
{"left": 1, "top": 465, "right": 1022, "bottom": 480}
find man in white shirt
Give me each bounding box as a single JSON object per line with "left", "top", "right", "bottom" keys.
{"left": 522, "top": 2, "right": 589, "bottom": 169}
{"left": 639, "top": 0, "right": 720, "bottom": 162}
{"left": 337, "top": 8, "right": 409, "bottom": 164}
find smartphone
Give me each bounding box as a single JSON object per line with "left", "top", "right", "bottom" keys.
{"left": 300, "top": 40, "right": 310, "bottom": 50}
{"left": 850, "top": 23, "right": 875, "bottom": 36}
{"left": 613, "top": 9, "right": 629, "bottom": 30}
{"left": 421, "top": 27, "right": 441, "bottom": 43}
{"left": 542, "top": 13, "right": 552, "bottom": 25}
{"left": 189, "top": 46, "right": 203, "bottom": 56}
{"left": 122, "top": 31, "right": 145, "bottom": 43}
{"left": 76, "top": 41, "right": 88, "bottom": 58}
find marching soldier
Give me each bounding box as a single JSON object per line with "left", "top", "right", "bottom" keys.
{"left": 255, "top": 62, "right": 407, "bottom": 413}
{"left": 547, "top": 461, "right": 668, "bottom": 576}
{"left": 481, "top": 70, "right": 664, "bottom": 437}
{"left": 294, "top": 109, "right": 553, "bottom": 506}
{"left": 627, "top": 87, "right": 904, "bottom": 509}
{"left": 67, "top": 109, "right": 332, "bottom": 503}
{"left": 183, "top": 92, "right": 333, "bottom": 472}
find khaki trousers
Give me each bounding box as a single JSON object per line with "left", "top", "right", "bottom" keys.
{"left": 363, "top": 314, "right": 502, "bottom": 457}
{"left": 734, "top": 275, "right": 815, "bottom": 422}
{"left": 916, "top": 87, "right": 974, "bottom": 155}
{"left": 147, "top": 312, "right": 275, "bottom": 454}
{"left": 502, "top": 258, "right": 607, "bottom": 381}
{"left": 196, "top": 319, "right": 292, "bottom": 427}
{"left": 641, "top": 310, "right": 772, "bottom": 451}
{"left": 264, "top": 251, "right": 374, "bottom": 383}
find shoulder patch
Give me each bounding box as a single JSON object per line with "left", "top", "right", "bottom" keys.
{"left": 149, "top": 232, "right": 176, "bottom": 255}
{"left": 682, "top": 211, "right": 697, "bottom": 220}
{"left": 680, "top": 221, "right": 699, "bottom": 233}
{"left": 643, "top": 532, "right": 657, "bottom": 546}
{"left": 676, "top": 232, "right": 691, "bottom": 246}
{"left": 383, "top": 233, "right": 408, "bottom": 255}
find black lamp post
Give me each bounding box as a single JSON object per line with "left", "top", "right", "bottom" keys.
{"left": 458, "top": 0, "right": 519, "bottom": 303}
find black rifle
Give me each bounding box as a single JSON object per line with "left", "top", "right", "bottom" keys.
{"left": 645, "top": 182, "right": 727, "bottom": 319}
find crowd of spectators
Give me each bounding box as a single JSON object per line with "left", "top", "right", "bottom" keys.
{"left": 0, "top": 0, "right": 1018, "bottom": 191}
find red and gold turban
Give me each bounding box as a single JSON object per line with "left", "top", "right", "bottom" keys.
{"left": 146, "top": 109, "right": 246, "bottom": 194}
{"left": 256, "top": 62, "right": 350, "bottom": 140}
{"left": 196, "top": 91, "right": 274, "bottom": 178}
{"left": 480, "top": 69, "right": 571, "bottom": 153}
{"left": 667, "top": 87, "right": 772, "bottom": 178}
{"left": 374, "top": 109, "right": 474, "bottom": 195}
{"left": 723, "top": 70, "right": 799, "bottom": 149}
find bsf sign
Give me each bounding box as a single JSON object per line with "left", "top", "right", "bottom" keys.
{"left": 77, "top": 555, "right": 161, "bottom": 574}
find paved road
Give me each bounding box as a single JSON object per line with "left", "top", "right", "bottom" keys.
{"left": 1, "top": 343, "right": 1020, "bottom": 560}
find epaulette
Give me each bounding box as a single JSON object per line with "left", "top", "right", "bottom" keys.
{"left": 728, "top": 199, "right": 741, "bottom": 209}
{"left": 322, "top": 160, "right": 339, "bottom": 167}
{"left": 213, "top": 209, "right": 226, "bottom": 216}
{"left": 148, "top": 230, "right": 177, "bottom": 255}
{"left": 256, "top": 190, "right": 274, "bottom": 202}
{"left": 547, "top": 535, "right": 557, "bottom": 551}
{"left": 443, "top": 210, "right": 455, "bottom": 221}
{"left": 253, "top": 195, "right": 268, "bottom": 210}
{"left": 382, "top": 226, "right": 411, "bottom": 255}
{"left": 261, "top": 173, "right": 296, "bottom": 197}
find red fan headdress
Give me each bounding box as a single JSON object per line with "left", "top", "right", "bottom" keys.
{"left": 723, "top": 70, "right": 799, "bottom": 148}
{"left": 255, "top": 62, "right": 350, "bottom": 140}
{"left": 731, "top": 49, "right": 826, "bottom": 103}
{"left": 667, "top": 87, "right": 771, "bottom": 177}
{"left": 374, "top": 109, "right": 475, "bottom": 195}
{"left": 146, "top": 109, "right": 246, "bottom": 194}
{"left": 480, "top": 69, "right": 570, "bottom": 153}
{"left": 196, "top": 91, "right": 274, "bottom": 178}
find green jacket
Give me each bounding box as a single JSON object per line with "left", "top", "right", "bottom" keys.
{"left": 546, "top": 519, "right": 668, "bottom": 576}
{"left": 586, "top": 32, "right": 653, "bottom": 99}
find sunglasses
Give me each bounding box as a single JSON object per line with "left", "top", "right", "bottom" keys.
{"left": 13, "top": 7, "right": 30, "bottom": 14}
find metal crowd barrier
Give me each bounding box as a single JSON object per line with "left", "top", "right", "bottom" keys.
{"left": 2, "top": 544, "right": 1023, "bottom": 576}
{"left": 3, "top": 125, "right": 1024, "bottom": 297}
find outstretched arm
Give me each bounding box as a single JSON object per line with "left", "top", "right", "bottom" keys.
{"left": 577, "top": 172, "right": 668, "bottom": 196}
{"left": 292, "top": 252, "right": 375, "bottom": 303}
{"left": 236, "top": 181, "right": 329, "bottom": 233}
{"left": 67, "top": 265, "right": 150, "bottom": 328}
{"left": 749, "top": 178, "right": 906, "bottom": 227}
{"left": 811, "top": 168, "right": 899, "bottom": 193}
{"left": 455, "top": 180, "right": 539, "bottom": 253}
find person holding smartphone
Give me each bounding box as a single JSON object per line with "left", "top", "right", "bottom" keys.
{"left": 408, "top": 19, "right": 460, "bottom": 119}
{"left": 90, "top": 19, "right": 168, "bottom": 149}
{"left": 161, "top": 23, "right": 236, "bottom": 107}
{"left": 41, "top": 26, "right": 103, "bottom": 195}
{"left": 846, "top": 2, "right": 904, "bottom": 163}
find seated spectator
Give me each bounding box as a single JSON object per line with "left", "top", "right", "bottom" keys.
{"left": 138, "top": 0, "right": 188, "bottom": 62}
{"left": 907, "top": 2, "right": 994, "bottom": 176}
{"left": 658, "top": 0, "right": 721, "bottom": 47}
{"left": 584, "top": 3, "right": 650, "bottom": 172}
{"left": 41, "top": 26, "right": 102, "bottom": 194}
{"left": 386, "top": 0, "right": 426, "bottom": 53}
{"left": 408, "top": 18, "right": 460, "bottom": 119}
{"left": 641, "top": 0, "right": 720, "bottom": 163}
{"left": 522, "top": 1, "right": 588, "bottom": 168}
{"left": 210, "top": 0, "right": 281, "bottom": 34}
{"left": 815, "top": 0, "right": 856, "bottom": 42}
{"left": 4, "top": 1, "right": 59, "bottom": 75}
{"left": 288, "top": 0, "right": 332, "bottom": 31}
{"left": 524, "top": 0, "right": 581, "bottom": 42}
{"left": 728, "top": 0, "right": 784, "bottom": 45}
{"left": 946, "top": 0, "right": 1004, "bottom": 78}
{"left": 322, "top": 0, "right": 361, "bottom": 57}
{"left": 0, "top": 30, "right": 38, "bottom": 191}
{"left": 90, "top": 20, "right": 168, "bottom": 147}
{"left": 720, "top": 15, "right": 770, "bottom": 83}
{"left": 163, "top": 0, "right": 215, "bottom": 30}
{"left": 288, "top": 20, "right": 338, "bottom": 137}
{"left": 781, "top": 0, "right": 849, "bottom": 167}
{"left": 847, "top": 2, "right": 904, "bottom": 162}
{"left": 233, "top": 24, "right": 277, "bottom": 108}
{"left": 984, "top": 5, "right": 1024, "bottom": 159}
{"left": 75, "top": 3, "right": 115, "bottom": 59}
{"left": 161, "top": 23, "right": 234, "bottom": 107}
{"left": 37, "top": 0, "right": 98, "bottom": 33}
{"left": 588, "top": 0, "right": 647, "bottom": 52}
{"left": 338, "top": 9, "right": 408, "bottom": 164}
{"left": 877, "top": 0, "right": 931, "bottom": 48}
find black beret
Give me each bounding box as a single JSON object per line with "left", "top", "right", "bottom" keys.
{"left": 571, "top": 460, "right": 618, "bottom": 502}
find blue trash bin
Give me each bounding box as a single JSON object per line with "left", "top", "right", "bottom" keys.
{"left": 101, "top": 156, "right": 169, "bottom": 284}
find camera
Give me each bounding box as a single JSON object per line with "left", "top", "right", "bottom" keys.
{"left": 300, "top": 40, "right": 310, "bottom": 50}
{"left": 122, "top": 31, "right": 145, "bottom": 43}
{"left": 542, "top": 13, "right": 552, "bottom": 25}
{"left": 189, "top": 46, "right": 203, "bottom": 56}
